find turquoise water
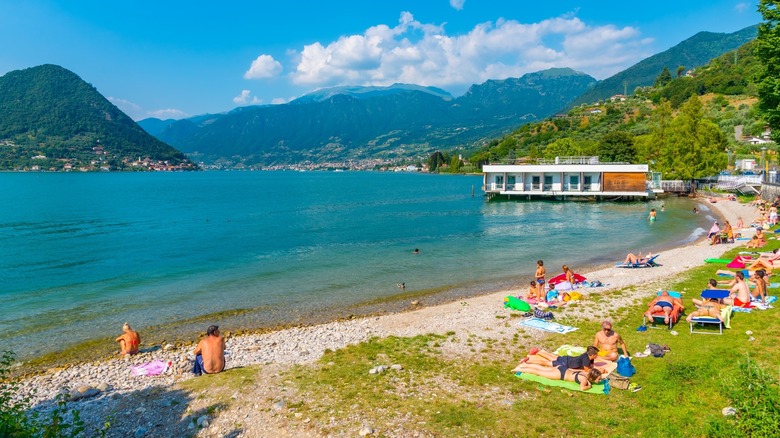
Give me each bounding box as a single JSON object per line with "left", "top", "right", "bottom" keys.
{"left": 0, "top": 172, "right": 717, "bottom": 359}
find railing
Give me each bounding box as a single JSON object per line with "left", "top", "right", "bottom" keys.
{"left": 661, "top": 180, "right": 692, "bottom": 192}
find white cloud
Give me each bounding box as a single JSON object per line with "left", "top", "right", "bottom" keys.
{"left": 450, "top": 0, "right": 465, "bottom": 11}
{"left": 735, "top": 2, "right": 749, "bottom": 13}
{"left": 148, "top": 108, "right": 188, "bottom": 120}
{"left": 233, "top": 89, "right": 263, "bottom": 105}
{"left": 108, "top": 96, "right": 187, "bottom": 121}
{"left": 271, "top": 97, "right": 293, "bottom": 105}
{"left": 244, "top": 54, "right": 283, "bottom": 79}
{"left": 288, "top": 11, "right": 651, "bottom": 90}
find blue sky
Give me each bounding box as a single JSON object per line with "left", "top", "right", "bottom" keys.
{"left": 0, "top": 0, "right": 762, "bottom": 121}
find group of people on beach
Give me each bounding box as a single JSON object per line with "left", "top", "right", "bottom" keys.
{"left": 115, "top": 323, "right": 226, "bottom": 376}
{"left": 511, "top": 319, "right": 631, "bottom": 391}
{"left": 525, "top": 260, "right": 581, "bottom": 302}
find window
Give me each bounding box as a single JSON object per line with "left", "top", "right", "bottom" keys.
{"left": 544, "top": 175, "right": 553, "bottom": 191}
{"left": 583, "top": 175, "right": 592, "bottom": 191}
{"left": 507, "top": 175, "right": 516, "bottom": 189}
{"left": 531, "top": 176, "right": 541, "bottom": 190}
{"left": 569, "top": 175, "right": 579, "bottom": 190}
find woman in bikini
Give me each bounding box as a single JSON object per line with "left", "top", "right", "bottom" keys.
{"left": 686, "top": 298, "right": 723, "bottom": 322}
{"left": 513, "top": 363, "right": 603, "bottom": 391}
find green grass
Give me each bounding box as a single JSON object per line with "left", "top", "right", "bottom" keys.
{"left": 281, "top": 237, "right": 780, "bottom": 437}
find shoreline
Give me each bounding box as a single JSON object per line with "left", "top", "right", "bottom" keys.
{"left": 12, "top": 196, "right": 756, "bottom": 404}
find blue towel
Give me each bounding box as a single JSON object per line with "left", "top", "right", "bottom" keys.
{"left": 518, "top": 317, "right": 578, "bottom": 334}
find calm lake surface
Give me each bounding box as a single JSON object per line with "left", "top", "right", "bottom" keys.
{"left": 0, "top": 171, "right": 718, "bottom": 359}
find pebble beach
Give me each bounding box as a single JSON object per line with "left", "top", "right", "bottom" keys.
{"left": 10, "top": 197, "right": 759, "bottom": 437}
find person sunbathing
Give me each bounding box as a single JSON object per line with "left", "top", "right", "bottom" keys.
{"left": 514, "top": 346, "right": 600, "bottom": 371}
{"left": 513, "top": 363, "right": 603, "bottom": 391}
{"left": 745, "top": 250, "right": 780, "bottom": 271}
{"left": 643, "top": 291, "right": 682, "bottom": 325}
{"left": 623, "top": 252, "right": 652, "bottom": 265}
{"left": 750, "top": 269, "right": 768, "bottom": 304}
{"left": 686, "top": 298, "right": 723, "bottom": 322}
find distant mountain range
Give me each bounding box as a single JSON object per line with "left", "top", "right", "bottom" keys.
{"left": 571, "top": 25, "right": 758, "bottom": 106}
{"left": 0, "top": 24, "right": 759, "bottom": 171}
{"left": 146, "top": 68, "right": 596, "bottom": 166}
{"left": 139, "top": 26, "right": 758, "bottom": 168}
{"left": 0, "top": 64, "right": 195, "bottom": 171}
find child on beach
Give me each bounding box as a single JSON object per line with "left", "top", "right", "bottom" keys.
{"left": 535, "top": 260, "right": 546, "bottom": 298}
{"left": 526, "top": 280, "right": 539, "bottom": 300}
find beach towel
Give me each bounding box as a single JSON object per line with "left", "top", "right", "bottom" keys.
{"left": 770, "top": 283, "right": 780, "bottom": 289}
{"left": 131, "top": 360, "right": 170, "bottom": 377}
{"left": 514, "top": 372, "right": 607, "bottom": 394}
{"left": 553, "top": 345, "right": 585, "bottom": 356}
{"left": 726, "top": 258, "right": 746, "bottom": 269}
{"left": 518, "top": 317, "right": 578, "bottom": 334}
{"left": 732, "top": 307, "right": 752, "bottom": 313}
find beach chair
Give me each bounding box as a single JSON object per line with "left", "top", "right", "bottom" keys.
{"left": 616, "top": 254, "right": 660, "bottom": 268}
{"left": 689, "top": 289, "right": 732, "bottom": 335}
{"left": 643, "top": 300, "right": 684, "bottom": 329}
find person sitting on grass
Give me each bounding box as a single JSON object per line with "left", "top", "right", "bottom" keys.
{"left": 750, "top": 269, "right": 768, "bottom": 304}
{"left": 513, "top": 363, "right": 603, "bottom": 391}
{"left": 643, "top": 291, "right": 683, "bottom": 325}
{"left": 593, "top": 320, "right": 629, "bottom": 361}
{"left": 513, "top": 346, "right": 601, "bottom": 371}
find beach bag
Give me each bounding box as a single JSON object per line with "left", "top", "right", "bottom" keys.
{"left": 569, "top": 291, "right": 582, "bottom": 301}
{"left": 607, "top": 374, "right": 631, "bottom": 390}
{"left": 616, "top": 356, "right": 636, "bottom": 377}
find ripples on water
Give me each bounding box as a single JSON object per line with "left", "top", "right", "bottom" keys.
{"left": 0, "top": 172, "right": 717, "bottom": 358}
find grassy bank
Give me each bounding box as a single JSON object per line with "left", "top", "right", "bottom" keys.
{"left": 266, "top": 243, "right": 780, "bottom": 436}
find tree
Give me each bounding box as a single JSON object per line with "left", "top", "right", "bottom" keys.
{"left": 636, "top": 99, "right": 674, "bottom": 166}
{"left": 428, "top": 151, "right": 447, "bottom": 172}
{"left": 449, "top": 155, "right": 462, "bottom": 173}
{"left": 755, "top": 0, "right": 780, "bottom": 142}
{"left": 654, "top": 67, "right": 673, "bottom": 87}
{"left": 661, "top": 95, "right": 728, "bottom": 180}
{"left": 676, "top": 65, "right": 686, "bottom": 78}
{"left": 598, "top": 131, "right": 636, "bottom": 163}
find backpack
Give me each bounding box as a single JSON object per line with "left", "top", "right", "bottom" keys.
{"left": 616, "top": 356, "right": 636, "bottom": 377}
{"left": 607, "top": 374, "right": 631, "bottom": 390}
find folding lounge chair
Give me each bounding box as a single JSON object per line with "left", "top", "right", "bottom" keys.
{"left": 616, "top": 254, "right": 660, "bottom": 268}
{"left": 643, "top": 299, "right": 684, "bottom": 329}
{"left": 689, "top": 289, "right": 731, "bottom": 335}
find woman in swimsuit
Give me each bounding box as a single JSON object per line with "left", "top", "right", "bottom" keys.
{"left": 513, "top": 363, "right": 602, "bottom": 391}
{"left": 686, "top": 298, "right": 723, "bottom": 322}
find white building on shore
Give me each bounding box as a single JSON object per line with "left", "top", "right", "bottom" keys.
{"left": 482, "top": 156, "right": 659, "bottom": 201}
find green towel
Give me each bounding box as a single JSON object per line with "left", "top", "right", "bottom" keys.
{"left": 514, "top": 372, "right": 605, "bottom": 394}
{"left": 722, "top": 306, "right": 732, "bottom": 329}
{"left": 553, "top": 345, "right": 586, "bottom": 356}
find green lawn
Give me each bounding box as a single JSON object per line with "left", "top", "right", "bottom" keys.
{"left": 285, "top": 241, "right": 780, "bottom": 437}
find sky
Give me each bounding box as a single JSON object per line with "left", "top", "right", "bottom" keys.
{"left": 0, "top": 0, "right": 763, "bottom": 121}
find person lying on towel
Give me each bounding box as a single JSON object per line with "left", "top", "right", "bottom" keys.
{"left": 512, "top": 346, "right": 601, "bottom": 372}
{"left": 686, "top": 298, "right": 724, "bottom": 323}
{"left": 642, "top": 291, "right": 683, "bottom": 325}
{"left": 513, "top": 363, "right": 603, "bottom": 391}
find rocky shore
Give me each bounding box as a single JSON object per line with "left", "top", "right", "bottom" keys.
{"left": 10, "top": 197, "right": 758, "bottom": 437}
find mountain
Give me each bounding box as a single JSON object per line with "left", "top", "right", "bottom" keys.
{"left": 137, "top": 118, "right": 177, "bottom": 136}
{"left": 156, "top": 68, "right": 595, "bottom": 166}
{"left": 0, "top": 64, "right": 196, "bottom": 171}
{"left": 571, "top": 25, "right": 758, "bottom": 106}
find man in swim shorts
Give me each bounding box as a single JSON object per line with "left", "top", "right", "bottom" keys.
{"left": 642, "top": 291, "right": 682, "bottom": 325}
{"left": 593, "top": 320, "right": 629, "bottom": 361}
{"left": 724, "top": 271, "right": 752, "bottom": 307}
{"left": 193, "top": 325, "right": 226, "bottom": 376}
{"left": 749, "top": 269, "right": 768, "bottom": 304}
{"left": 514, "top": 346, "right": 600, "bottom": 371}
{"left": 115, "top": 322, "right": 140, "bottom": 355}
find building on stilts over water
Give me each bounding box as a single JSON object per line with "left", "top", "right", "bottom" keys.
{"left": 482, "top": 156, "right": 663, "bottom": 201}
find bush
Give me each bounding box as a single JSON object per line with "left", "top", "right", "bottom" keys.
{"left": 0, "top": 350, "right": 86, "bottom": 437}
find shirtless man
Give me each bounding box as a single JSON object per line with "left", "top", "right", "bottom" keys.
{"left": 193, "top": 325, "right": 226, "bottom": 376}
{"left": 593, "top": 320, "right": 628, "bottom": 361}
{"left": 115, "top": 322, "right": 140, "bottom": 355}
{"left": 643, "top": 291, "right": 682, "bottom": 325}
{"left": 724, "top": 271, "right": 751, "bottom": 308}
{"left": 535, "top": 260, "right": 546, "bottom": 298}
{"left": 750, "top": 269, "right": 768, "bottom": 304}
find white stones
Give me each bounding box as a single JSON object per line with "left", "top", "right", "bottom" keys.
{"left": 359, "top": 426, "right": 375, "bottom": 436}
{"left": 722, "top": 406, "right": 737, "bottom": 416}
{"left": 196, "top": 415, "right": 210, "bottom": 428}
